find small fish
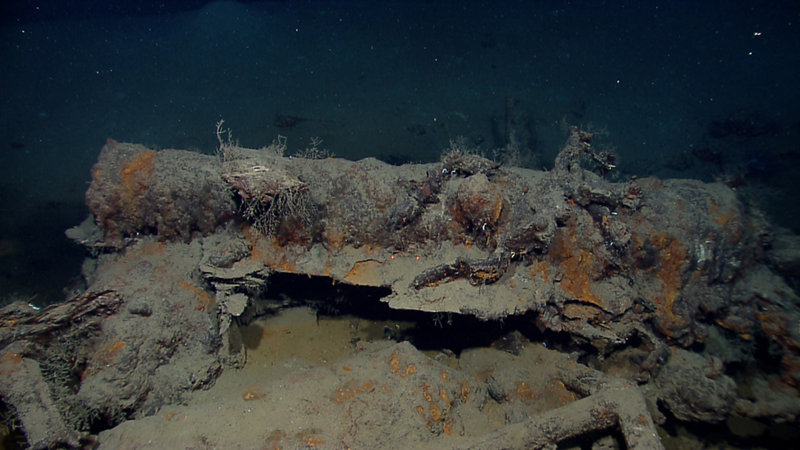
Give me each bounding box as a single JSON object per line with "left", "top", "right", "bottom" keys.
{"left": 274, "top": 114, "right": 308, "bottom": 130}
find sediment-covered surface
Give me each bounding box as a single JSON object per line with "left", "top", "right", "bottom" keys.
{"left": 1, "top": 129, "right": 799, "bottom": 448}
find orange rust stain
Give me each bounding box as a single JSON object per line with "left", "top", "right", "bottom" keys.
{"left": 546, "top": 379, "right": 576, "bottom": 407}
{"left": 768, "top": 375, "right": 798, "bottom": 395}
{"left": 322, "top": 260, "right": 332, "bottom": 277}
{"left": 178, "top": 279, "right": 214, "bottom": 312}
{"left": 241, "top": 225, "right": 268, "bottom": 265}
{"left": 781, "top": 354, "right": 800, "bottom": 387}
{"left": 264, "top": 236, "right": 298, "bottom": 272}
{"left": 1, "top": 352, "right": 22, "bottom": 364}
{"left": 331, "top": 380, "right": 374, "bottom": 403}
{"left": 430, "top": 403, "right": 443, "bottom": 421}
{"left": 80, "top": 367, "right": 95, "bottom": 380}
{"left": 323, "top": 227, "right": 346, "bottom": 251}
{"left": 241, "top": 233, "right": 302, "bottom": 274}
{"left": 107, "top": 340, "right": 126, "bottom": 359}
{"left": 297, "top": 434, "right": 324, "bottom": 448}
{"left": 450, "top": 183, "right": 504, "bottom": 229}
{"left": 460, "top": 379, "right": 471, "bottom": 401}
{"left": 529, "top": 260, "right": 551, "bottom": 281}
{"left": 341, "top": 365, "right": 351, "bottom": 372}
{"left": 265, "top": 430, "right": 286, "bottom": 450}
{"left": 714, "top": 316, "right": 753, "bottom": 335}
{"left": 343, "top": 259, "right": 383, "bottom": 285}
{"left": 416, "top": 380, "right": 454, "bottom": 432}
{"left": 135, "top": 240, "right": 166, "bottom": 256}
{"left": 443, "top": 418, "right": 455, "bottom": 435}
{"left": 121, "top": 150, "right": 156, "bottom": 190}
{"left": 439, "top": 387, "right": 450, "bottom": 407}
{"left": 389, "top": 350, "right": 417, "bottom": 378}
{"left": 120, "top": 150, "right": 156, "bottom": 214}
{"left": 390, "top": 351, "right": 401, "bottom": 374}
{"left": 709, "top": 203, "right": 736, "bottom": 227}
{"left": 440, "top": 371, "right": 450, "bottom": 382}
{"left": 164, "top": 411, "right": 179, "bottom": 421}
{"left": 422, "top": 382, "right": 433, "bottom": 402}
{"left": 362, "top": 244, "right": 381, "bottom": 255}
{"left": 755, "top": 308, "right": 799, "bottom": 352}
{"left": 277, "top": 260, "right": 299, "bottom": 273}
{"left": 560, "top": 249, "right": 603, "bottom": 307}
{"left": 550, "top": 224, "right": 604, "bottom": 307}
{"left": 241, "top": 224, "right": 259, "bottom": 245}
{"left": 650, "top": 231, "right": 687, "bottom": 329}
{"left": 242, "top": 384, "right": 266, "bottom": 401}
{"left": 490, "top": 195, "right": 504, "bottom": 225}
{"left": 91, "top": 166, "right": 104, "bottom": 184}
{"left": 92, "top": 340, "right": 126, "bottom": 367}
{"left": 0, "top": 352, "right": 23, "bottom": 375}
{"left": 516, "top": 381, "right": 534, "bottom": 402}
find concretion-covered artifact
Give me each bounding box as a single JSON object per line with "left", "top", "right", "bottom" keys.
{"left": 2, "top": 128, "right": 798, "bottom": 447}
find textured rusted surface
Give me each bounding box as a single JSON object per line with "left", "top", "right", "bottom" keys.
{"left": 68, "top": 129, "right": 800, "bottom": 437}
{"left": 86, "top": 139, "right": 235, "bottom": 246}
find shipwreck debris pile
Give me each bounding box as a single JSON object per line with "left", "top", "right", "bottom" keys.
{"left": 1, "top": 128, "right": 799, "bottom": 447}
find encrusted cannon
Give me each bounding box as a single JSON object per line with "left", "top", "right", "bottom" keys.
{"left": 3, "top": 127, "right": 795, "bottom": 447}
{"left": 79, "top": 128, "right": 800, "bottom": 419}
